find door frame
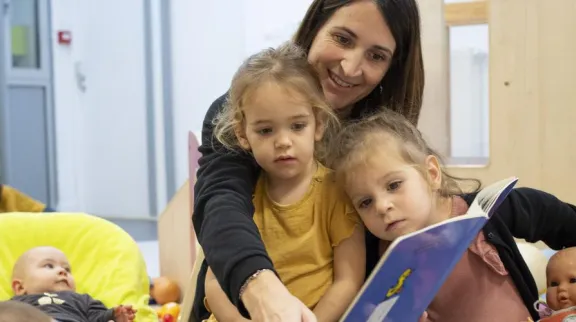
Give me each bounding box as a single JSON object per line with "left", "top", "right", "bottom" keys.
{"left": 1, "top": 0, "right": 58, "bottom": 207}
{"left": 0, "top": 1, "right": 9, "bottom": 182}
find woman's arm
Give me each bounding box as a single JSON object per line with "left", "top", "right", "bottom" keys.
{"left": 314, "top": 225, "right": 366, "bottom": 322}
{"left": 205, "top": 267, "right": 250, "bottom": 322}
{"left": 193, "top": 93, "right": 274, "bottom": 305}
{"left": 496, "top": 187, "right": 576, "bottom": 249}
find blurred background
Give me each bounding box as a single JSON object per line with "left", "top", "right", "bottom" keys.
{"left": 3, "top": 0, "right": 569, "bottom": 280}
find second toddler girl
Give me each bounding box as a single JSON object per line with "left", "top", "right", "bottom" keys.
{"left": 328, "top": 109, "right": 576, "bottom": 322}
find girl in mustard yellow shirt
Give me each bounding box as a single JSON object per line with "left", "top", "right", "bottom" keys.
{"left": 203, "top": 42, "right": 366, "bottom": 322}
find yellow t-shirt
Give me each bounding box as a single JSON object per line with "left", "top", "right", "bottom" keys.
{"left": 204, "top": 164, "right": 359, "bottom": 322}
{"left": 252, "top": 163, "right": 360, "bottom": 309}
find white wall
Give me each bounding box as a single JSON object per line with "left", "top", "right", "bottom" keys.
{"left": 51, "top": 0, "right": 151, "bottom": 217}
{"left": 170, "top": 0, "right": 247, "bottom": 192}
{"left": 50, "top": 0, "right": 489, "bottom": 217}
{"left": 243, "top": 0, "right": 312, "bottom": 55}
{"left": 51, "top": 0, "right": 86, "bottom": 212}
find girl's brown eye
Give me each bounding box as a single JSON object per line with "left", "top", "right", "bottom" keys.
{"left": 388, "top": 181, "right": 402, "bottom": 191}
{"left": 359, "top": 199, "right": 372, "bottom": 209}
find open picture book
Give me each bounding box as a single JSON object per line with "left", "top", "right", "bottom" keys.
{"left": 340, "top": 177, "right": 519, "bottom": 322}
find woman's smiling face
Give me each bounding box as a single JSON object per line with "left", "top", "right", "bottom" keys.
{"left": 307, "top": 0, "right": 396, "bottom": 111}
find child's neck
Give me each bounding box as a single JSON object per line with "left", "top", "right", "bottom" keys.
{"left": 428, "top": 195, "right": 454, "bottom": 225}
{"left": 265, "top": 160, "right": 317, "bottom": 205}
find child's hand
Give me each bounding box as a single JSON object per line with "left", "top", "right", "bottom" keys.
{"left": 112, "top": 305, "right": 137, "bottom": 322}
{"left": 418, "top": 311, "right": 428, "bottom": 322}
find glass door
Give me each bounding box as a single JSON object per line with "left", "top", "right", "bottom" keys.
{"left": 0, "top": 0, "right": 57, "bottom": 207}
{"left": 10, "top": 0, "right": 41, "bottom": 69}
{"left": 0, "top": 0, "right": 9, "bottom": 182}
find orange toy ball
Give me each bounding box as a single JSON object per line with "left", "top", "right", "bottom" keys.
{"left": 151, "top": 276, "right": 181, "bottom": 305}
{"left": 160, "top": 302, "right": 181, "bottom": 319}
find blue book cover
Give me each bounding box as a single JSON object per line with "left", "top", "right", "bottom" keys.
{"left": 340, "top": 177, "right": 519, "bottom": 322}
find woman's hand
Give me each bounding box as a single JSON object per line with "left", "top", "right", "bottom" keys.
{"left": 241, "top": 270, "right": 317, "bottom": 322}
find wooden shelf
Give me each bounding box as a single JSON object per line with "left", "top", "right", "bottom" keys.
{"left": 445, "top": 1, "right": 488, "bottom": 26}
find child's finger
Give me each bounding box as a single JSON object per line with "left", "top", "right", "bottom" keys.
{"left": 418, "top": 311, "right": 428, "bottom": 322}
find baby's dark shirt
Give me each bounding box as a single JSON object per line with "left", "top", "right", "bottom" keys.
{"left": 11, "top": 291, "right": 115, "bottom": 322}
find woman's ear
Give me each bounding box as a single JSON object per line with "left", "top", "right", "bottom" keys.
{"left": 234, "top": 125, "right": 251, "bottom": 150}
{"left": 425, "top": 155, "right": 442, "bottom": 191}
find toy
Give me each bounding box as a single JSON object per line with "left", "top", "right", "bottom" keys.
{"left": 156, "top": 302, "right": 180, "bottom": 322}
{"left": 161, "top": 315, "right": 175, "bottom": 322}
{"left": 532, "top": 303, "right": 576, "bottom": 321}
{"left": 532, "top": 247, "right": 576, "bottom": 322}
{"left": 150, "top": 276, "right": 181, "bottom": 305}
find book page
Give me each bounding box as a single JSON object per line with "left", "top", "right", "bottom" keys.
{"left": 367, "top": 296, "right": 400, "bottom": 322}
{"left": 475, "top": 177, "right": 518, "bottom": 216}
{"left": 460, "top": 177, "right": 518, "bottom": 221}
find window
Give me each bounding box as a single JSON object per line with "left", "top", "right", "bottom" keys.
{"left": 10, "top": 0, "right": 41, "bottom": 69}
{"left": 447, "top": 24, "right": 489, "bottom": 166}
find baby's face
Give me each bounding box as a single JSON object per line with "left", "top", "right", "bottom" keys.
{"left": 16, "top": 247, "right": 76, "bottom": 295}
{"left": 546, "top": 250, "right": 576, "bottom": 311}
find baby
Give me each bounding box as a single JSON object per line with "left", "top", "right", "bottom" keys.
{"left": 10, "top": 246, "right": 136, "bottom": 322}
{"left": 531, "top": 247, "right": 576, "bottom": 322}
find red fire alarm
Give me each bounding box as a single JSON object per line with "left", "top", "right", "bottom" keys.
{"left": 58, "top": 31, "right": 72, "bottom": 45}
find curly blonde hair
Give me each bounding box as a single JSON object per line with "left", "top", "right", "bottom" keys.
{"left": 213, "top": 41, "right": 339, "bottom": 161}
{"left": 327, "top": 109, "right": 481, "bottom": 196}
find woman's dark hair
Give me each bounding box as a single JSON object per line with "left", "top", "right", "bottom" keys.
{"left": 293, "top": 0, "right": 425, "bottom": 125}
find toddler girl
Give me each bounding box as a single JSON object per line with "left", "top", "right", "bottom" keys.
{"left": 203, "top": 42, "right": 366, "bottom": 322}
{"left": 328, "top": 109, "right": 576, "bottom": 322}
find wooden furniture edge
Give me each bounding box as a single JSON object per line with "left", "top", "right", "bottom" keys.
{"left": 158, "top": 180, "right": 194, "bottom": 301}
{"left": 445, "top": 1, "right": 488, "bottom": 26}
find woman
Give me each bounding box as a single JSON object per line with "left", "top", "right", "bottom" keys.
{"left": 192, "top": 0, "right": 424, "bottom": 321}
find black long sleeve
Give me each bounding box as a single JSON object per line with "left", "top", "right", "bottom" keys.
{"left": 497, "top": 187, "right": 576, "bottom": 249}
{"left": 193, "top": 93, "right": 275, "bottom": 307}
{"left": 11, "top": 291, "right": 115, "bottom": 322}
{"left": 83, "top": 294, "right": 115, "bottom": 322}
